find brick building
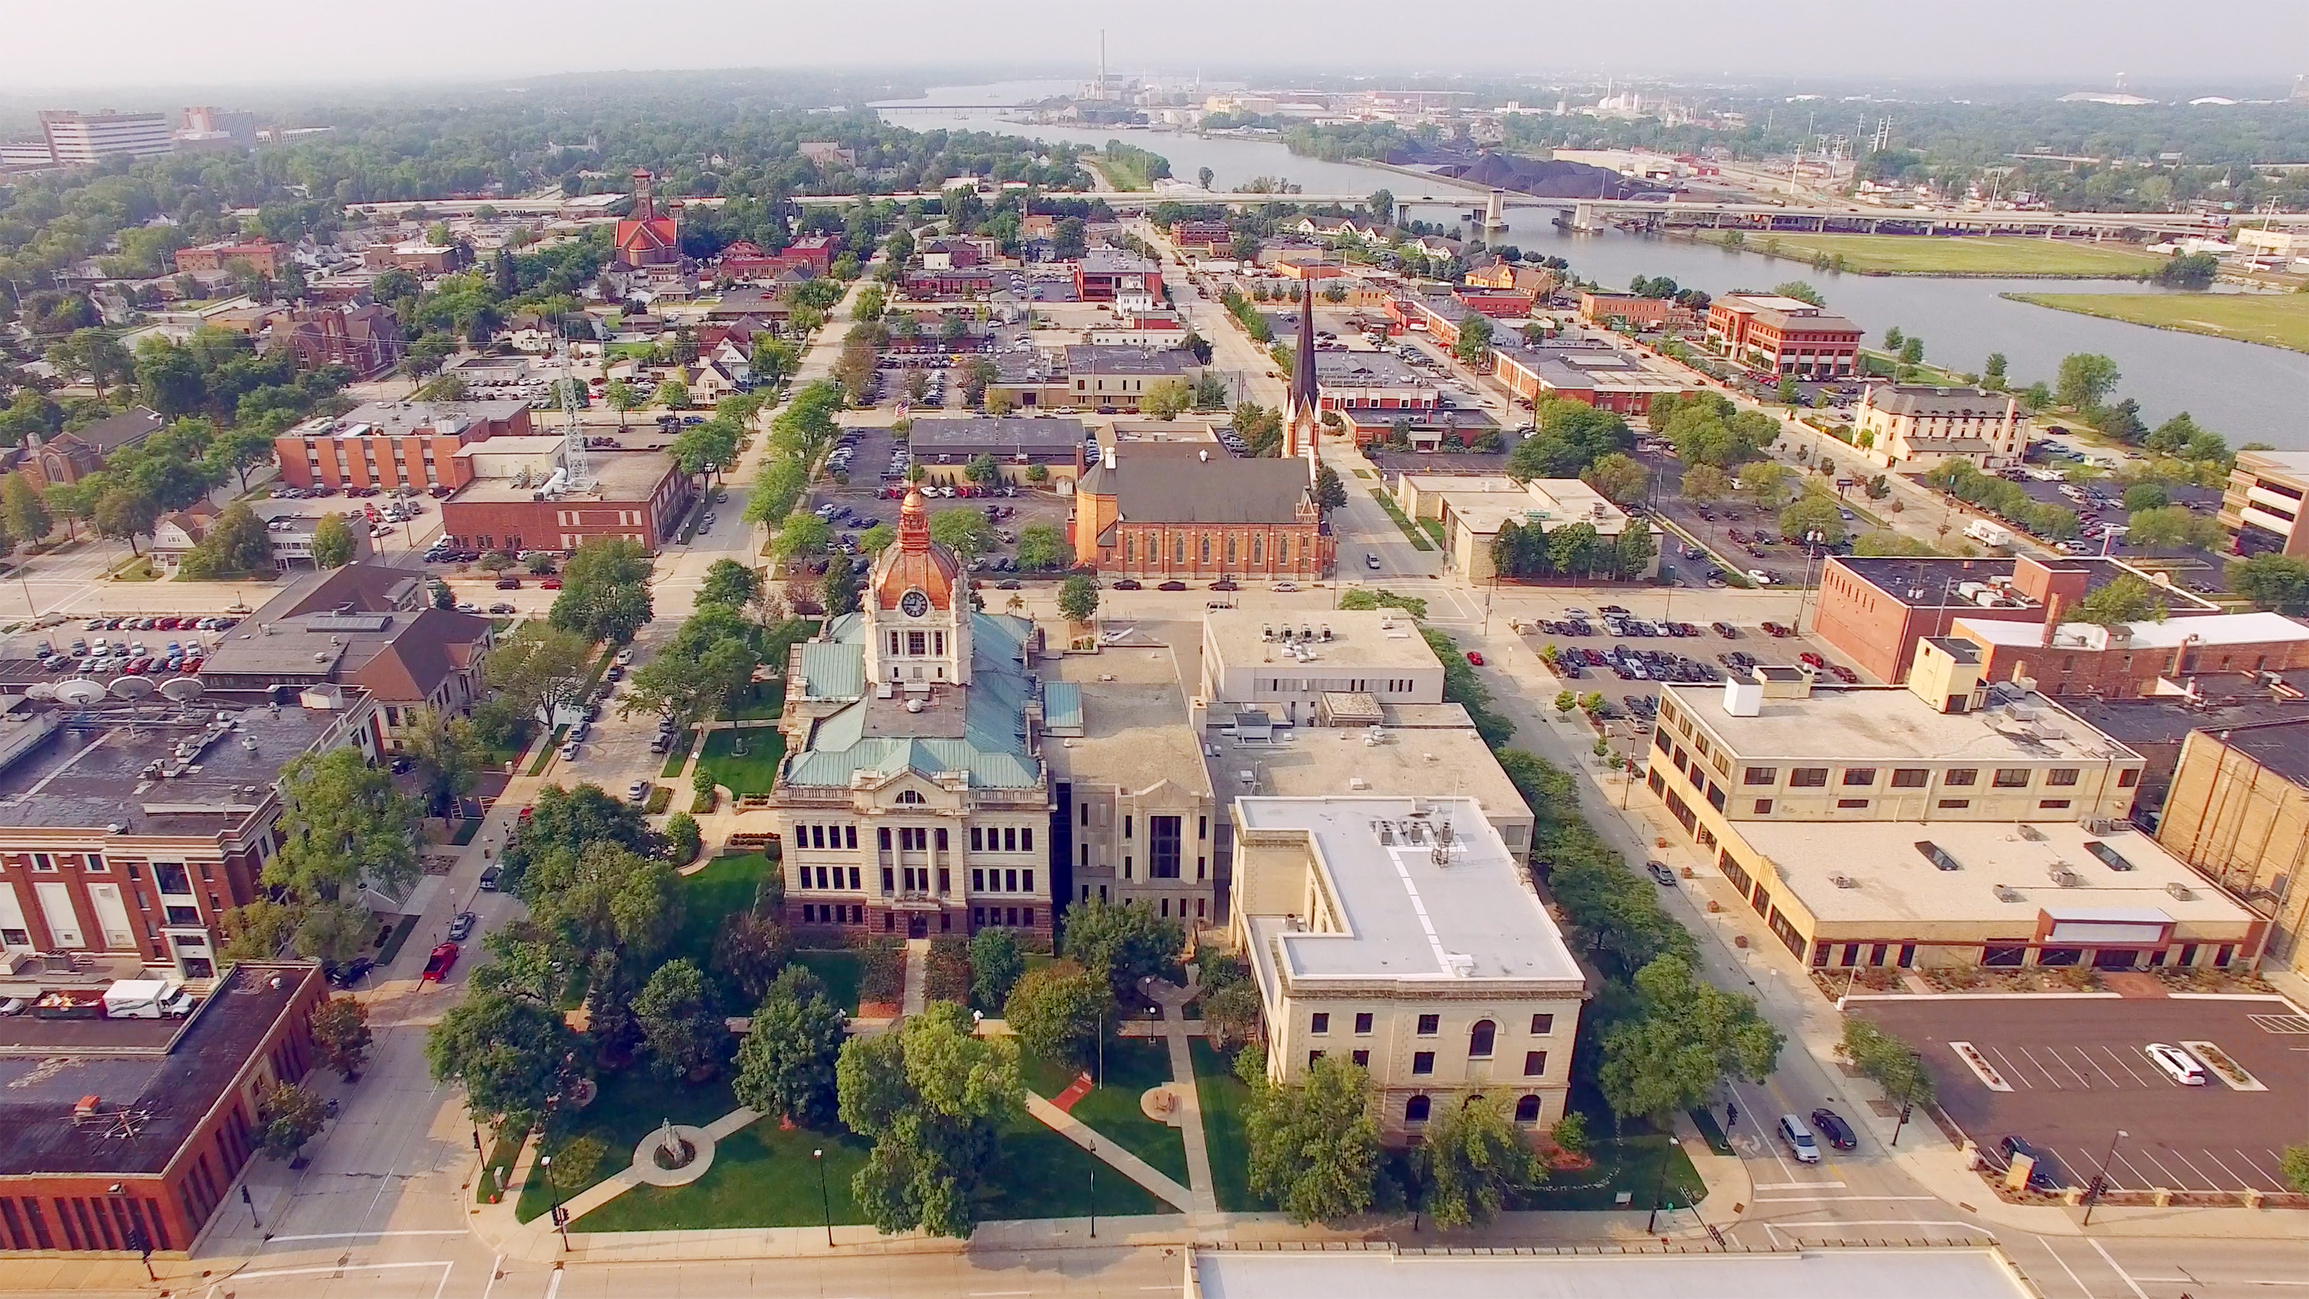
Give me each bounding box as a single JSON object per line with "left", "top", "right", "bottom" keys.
{"left": 3, "top": 406, "right": 164, "bottom": 492}
{"left": 1168, "top": 221, "right": 1233, "bottom": 255}
{"left": 1070, "top": 443, "right": 1332, "bottom": 578}
{"left": 1950, "top": 611, "right": 2309, "bottom": 699}
{"left": 439, "top": 448, "right": 691, "bottom": 554}
{"left": 907, "top": 417, "right": 1087, "bottom": 486}
{"left": 1072, "top": 249, "right": 1164, "bottom": 305}
{"left": 1491, "top": 343, "right": 1696, "bottom": 416}
{"left": 276, "top": 398, "right": 533, "bottom": 492}
{"left": 171, "top": 241, "right": 290, "bottom": 279}
{"left": 1851, "top": 384, "right": 2029, "bottom": 470}
{"left": 1810, "top": 554, "right": 2225, "bottom": 687}
{"left": 263, "top": 305, "right": 404, "bottom": 380}
{"left": 0, "top": 689, "right": 379, "bottom": 978}
{"left": 1063, "top": 346, "right": 1201, "bottom": 410}
{"left": 611, "top": 170, "right": 681, "bottom": 270}
{"left": 1577, "top": 292, "right": 1698, "bottom": 332}
{"left": 1704, "top": 293, "right": 1862, "bottom": 378}
{"left": 0, "top": 962, "right": 326, "bottom": 1258}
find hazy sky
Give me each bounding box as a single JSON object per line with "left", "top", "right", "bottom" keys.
{"left": 11, "top": 0, "right": 2309, "bottom": 91}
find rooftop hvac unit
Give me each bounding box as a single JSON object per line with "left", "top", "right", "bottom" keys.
{"left": 2016, "top": 825, "right": 2046, "bottom": 841}
{"left": 2165, "top": 881, "right": 2195, "bottom": 901}
{"left": 1994, "top": 885, "right": 2023, "bottom": 903}
{"left": 2049, "top": 864, "right": 2082, "bottom": 887}
{"left": 1831, "top": 874, "right": 1861, "bottom": 889}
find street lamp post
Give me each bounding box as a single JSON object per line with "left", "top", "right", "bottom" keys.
{"left": 2082, "top": 1128, "right": 2129, "bottom": 1226}
{"left": 1089, "top": 1167, "right": 1096, "bottom": 1239}
{"left": 540, "top": 1154, "right": 570, "bottom": 1251}
{"left": 107, "top": 1184, "right": 155, "bottom": 1280}
{"left": 813, "top": 1148, "right": 833, "bottom": 1246}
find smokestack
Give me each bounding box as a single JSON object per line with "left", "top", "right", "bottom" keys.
{"left": 2040, "top": 592, "right": 2063, "bottom": 648}
{"left": 2171, "top": 632, "right": 2198, "bottom": 679}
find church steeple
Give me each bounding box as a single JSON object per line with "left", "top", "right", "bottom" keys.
{"left": 1283, "top": 282, "right": 1321, "bottom": 475}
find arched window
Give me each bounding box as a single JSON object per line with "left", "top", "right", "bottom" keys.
{"left": 1468, "top": 1019, "right": 1496, "bottom": 1059}
{"left": 1515, "top": 1094, "right": 1541, "bottom": 1124}
{"left": 1252, "top": 534, "right": 1264, "bottom": 565}
{"left": 1175, "top": 535, "right": 1186, "bottom": 564}
{"left": 896, "top": 790, "right": 926, "bottom": 805}
{"left": 1226, "top": 533, "right": 1237, "bottom": 565}
{"left": 1405, "top": 1094, "right": 1431, "bottom": 1123}
{"left": 1123, "top": 535, "right": 1134, "bottom": 564}
{"left": 1200, "top": 534, "right": 1212, "bottom": 563}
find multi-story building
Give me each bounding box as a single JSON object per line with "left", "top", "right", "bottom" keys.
{"left": 1703, "top": 293, "right": 1862, "bottom": 378}
{"left": 1045, "top": 645, "right": 1219, "bottom": 929}
{"left": 1391, "top": 474, "right": 1650, "bottom": 582}
{"left": 2157, "top": 718, "right": 2309, "bottom": 971}
{"left": 1168, "top": 221, "right": 1233, "bottom": 255}
{"left": 1069, "top": 442, "right": 1332, "bottom": 579}
{"left": 172, "top": 241, "right": 290, "bottom": 279}
{"left": 0, "top": 962, "right": 326, "bottom": 1258}
{"left": 2063, "top": 674, "right": 2309, "bottom": 817}
{"left": 1576, "top": 292, "right": 1698, "bottom": 332}
{"left": 772, "top": 488, "right": 1055, "bottom": 941}
{"left": 263, "top": 304, "right": 404, "bottom": 379}
{"left": 1490, "top": 343, "right": 1695, "bottom": 417}
{"left": 33, "top": 110, "right": 174, "bottom": 165}
{"left": 1231, "top": 796, "right": 1585, "bottom": 1137}
{"left": 1072, "top": 250, "right": 1164, "bottom": 305}
{"left": 1645, "top": 641, "right": 2265, "bottom": 972}
{"left": 149, "top": 500, "right": 375, "bottom": 575}
{"left": 1063, "top": 346, "right": 1202, "bottom": 410}
{"left": 0, "top": 687, "right": 378, "bottom": 979}
{"left": 1811, "top": 553, "right": 2223, "bottom": 686}
{"left": 439, "top": 444, "right": 692, "bottom": 555}
{"left": 1200, "top": 609, "right": 1446, "bottom": 726}
{"left": 1950, "top": 611, "right": 2309, "bottom": 699}
{"left": 907, "top": 417, "right": 1088, "bottom": 487}
{"left": 2221, "top": 449, "right": 2309, "bottom": 558}
{"left": 277, "top": 398, "right": 533, "bottom": 493}
{"left": 1850, "top": 385, "right": 2029, "bottom": 469}
{"left": 1310, "top": 352, "right": 1439, "bottom": 438}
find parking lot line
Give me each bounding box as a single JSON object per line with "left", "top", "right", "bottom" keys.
{"left": 2010, "top": 1043, "right": 2073, "bottom": 1088}
{"left": 2196, "top": 1146, "right": 2261, "bottom": 1191}
{"left": 2129, "top": 1145, "right": 2194, "bottom": 1190}
{"left": 1984, "top": 1044, "right": 2036, "bottom": 1089}
{"left": 2071, "top": 1045, "right": 2127, "bottom": 1089}
{"left": 2044, "top": 1044, "right": 2095, "bottom": 1089}
{"left": 2161, "top": 1146, "right": 2223, "bottom": 1190}
{"left": 2092, "top": 1043, "right": 2155, "bottom": 1087}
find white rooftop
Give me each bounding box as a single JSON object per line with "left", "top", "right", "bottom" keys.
{"left": 1955, "top": 611, "right": 2309, "bottom": 652}
{"left": 1192, "top": 1247, "right": 2037, "bottom": 1299}
{"left": 1236, "top": 796, "right": 1580, "bottom": 986}
{"left": 1662, "top": 682, "right": 2138, "bottom": 765}
{"left": 1204, "top": 609, "right": 1442, "bottom": 673}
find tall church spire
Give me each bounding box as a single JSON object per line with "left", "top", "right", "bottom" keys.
{"left": 1284, "top": 282, "right": 1322, "bottom": 475}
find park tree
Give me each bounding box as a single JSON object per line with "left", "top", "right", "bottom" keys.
{"left": 1982, "top": 352, "right": 2009, "bottom": 390}
{"left": 1003, "top": 960, "right": 1113, "bottom": 1070}
{"left": 255, "top": 1081, "right": 328, "bottom": 1162}
{"left": 550, "top": 536, "right": 654, "bottom": 643}
{"left": 1245, "top": 1055, "right": 1381, "bottom": 1223}
{"left": 2072, "top": 573, "right": 2169, "bottom": 625}
{"left": 310, "top": 995, "right": 374, "bottom": 1081}
{"left": 699, "top": 559, "right": 765, "bottom": 611}
{"left": 1420, "top": 1092, "right": 1541, "bottom": 1229}
{"left": 968, "top": 928, "right": 1026, "bottom": 1008}
{"left": 1580, "top": 452, "right": 1649, "bottom": 506}
{"left": 712, "top": 909, "right": 791, "bottom": 1006}
{"left": 499, "top": 781, "right": 658, "bottom": 895}
{"left": 622, "top": 605, "right": 761, "bottom": 729}
{"left": 1, "top": 475, "right": 50, "bottom": 545}
{"left": 1599, "top": 954, "right": 1782, "bottom": 1125}
{"left": 635, "top": 958, "right": 727, "bottom": 1080}
{"left": 837, "top": 1002, "right": 1021, "bottom": 1239}
{"left": 1056, "top": 573, "right": 1100, "bottom": 623}
{"left": 401, "top": 707, "right": 482, "bottom": 817}
{"left": 2056, "top": 353, "right": 2122, "bottom": 410}
{"left": 310, "top": 512, "right": 356, "bottom": 568}
{"left": 735, "top": 965, "right": 847, "bottom": 1127}
{"left": 426, "top": 985, "right": 588, "bottom": 1132}
{"left": 1059, "top": 896, "right": 1183, "bottom": 1000}
{"left": 2228, "top": 554, "right": 2309, "bottom": 614}
{"left": 1509, "top": 400, "right": 1633, "bottom": 479}
{"left": 1198, "top": 982, "right": 1261, "bottom": 1048}
{"left": 928, "top": 507, "right": 994, "bottom": 560}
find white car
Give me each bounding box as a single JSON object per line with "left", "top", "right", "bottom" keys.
{"left": 2144, "top": 1042, "right": 2208, "bottom": 1085}
{"left": 1748, "top": 569, "right": 1776, "bottom": 586}
{"left": 559, "top": 740, "right": 581, "bottom": 761}
{"left": 1777, "top": 1113, "right": 1822, "bottom": 1164}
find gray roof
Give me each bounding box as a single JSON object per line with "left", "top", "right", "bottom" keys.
{"left": 908, "top": 417, "right": 1087, "bottom": 458}
{"left": 1065, "top": 345, "right": 1196, "bottom": 377}
{"left": 2206, "top": 717, "right": 2309, "bottom": 787}
{"left": 264, "top": 561, "right": 425, "bottom": 618}
{"left": 1077, "top": 249, "right": 1159, "bottom": 275}
{"left": 781, "top": 612, "right": 1044, "bottom": 790}
{"left": 1313, "top": 352, "right": 1421, "bottom": 386}
{"left": 69, "top": 405, "right": 165, "bottom": 454}
{"left": 1080, "top": 443, "right": 1312, "bottom": 528}
{"left": 1867, "top": 385, "right": 2018, "bottom": 418}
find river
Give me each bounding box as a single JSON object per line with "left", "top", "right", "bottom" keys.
{"left": 877, "top": 91, "right": 2309, "bottom": 447}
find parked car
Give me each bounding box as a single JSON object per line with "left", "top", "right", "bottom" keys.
{"left": 1778, "top": 1114, "right": 1822, "bottom": 1164}
{"left": 325, "top": 957, "right": 375, "bottom": 989}
{"left": 421, "top": 942, "right": 460, "bottom": 983}
{"left": 628, "top": 780, "right": 650, "bottom": 803}
{"left": 1645, "top": 860, "right": 1677, "bottom": 886}
{"left": 448, "top": 911, "right": 477, "bottom": 941}
{"left": 478, "top": 864, "right": 503, "bottom": 892}
{"left": 1465, "top": 650, "right": 1485, "bottom": 666}
{"left": 1111, "top": 579, "right": 1142, "bottom": 590}
{"left": 1809, "top": 1108, "right": 1857, "bottom": 1150}
{"left": 495, "top": 576, "right": 521, "bottom": 590}
{"left": 1157, "top": 580, "right": 1188, "bottom": 591}
{"left": 2145, "top": 1042, "right": 2208, "bottom": 1085}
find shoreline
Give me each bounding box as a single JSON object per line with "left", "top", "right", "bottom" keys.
{"left": 2001, "top": 291, "right": 2309, "bottom": 356}
{"left": 1670, "top": 230, "right": 2157, "bottom": 280}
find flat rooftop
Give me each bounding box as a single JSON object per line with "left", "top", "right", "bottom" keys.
{"left": 1043, "top": 644, "right": 1212, "bottom": 797}
{"left": 0, "top": 695, "right": 366, "bottom": 835}
{"left": 2209, "top": 717, "right": 2309, "bottom": 787}
{"left": 1662, "top": 681, "right": 2140, "bottom": 765}
{"left": 0, "top": 963, "right": 315, "bottom": 1177}
{"left": 1237, "top": 796, "right": 1578, "bottom": 985}
{"left": 2060, "top": 681, "right": 2309, "bottom": 751}
{"left": 1831, "top": 555, "right": 2223, "bottom": 613}
{"left": 1206, "top": 708, "right": 1530, "bottom": 835}
{"left": 291, "top": 398, "right": 527, "bottom": 439}
{"left": 1313, "top": 352, "right": 1425, "bottom": 386}
{"left": 1191, "top": 1247, "right": 2035, "bottom": 1299}
{"left": 1740, "top": 818, "right": 2255, "bottom": 929}
{"left": 1065, "top": 345, "right": 1196, "bottom": 375}
{"left": 449, "top": 449, "right": 672, "bottom": 503}
{"left": 1956, "top": 610, "right": 2309, "bottom": 651}
{"left": 908, "top": 416, "right": 1086, "bottom": 455}
{"left": 1205, "top": 609, "right": 1442, "bottom": 674}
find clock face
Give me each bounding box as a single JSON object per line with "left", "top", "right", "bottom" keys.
{"left": 899, "top": 589, "right": 931, "bottom": 619}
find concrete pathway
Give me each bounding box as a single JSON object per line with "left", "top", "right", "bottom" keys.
{"left": 901, "top": 937, "right": 930, "bottom": 1017}
{"left": 1020, "top": 1091, "right": 1197, "bottom": 1212}
{"left": 1135, "top": 977, "right": 1222, "bottom": 1214}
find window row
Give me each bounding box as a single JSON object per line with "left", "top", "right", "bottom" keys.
{"left": 797, "top": 824, "right": 857, "bottom": 851}
{"left": 798, "top": 865, "right": 861, "bottom": 891}
{"left": 1743, "top": 764, "right": 2125, "bottom": 791}
{"left": 971, "top": 867, "right": 1036, "bottom": 894}
{"left": 968, "top": 825, "right": 1036, "bottom": 854}
{"left": 1402, "top": 1093, "right": 1550, "bottom": 1125}
{"left": 1308, "top": 1013, "right": 1556, "bottom": 1053}
{"left": 972, "top": 905, "right": 1037, "bottom": 928}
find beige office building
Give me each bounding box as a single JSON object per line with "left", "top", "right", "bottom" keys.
{"left": 1231, "top": 796, "right": 1585, "bottom": 1138}
{"left": 2157, "top": 720, "right": 2309, "bottom": 970}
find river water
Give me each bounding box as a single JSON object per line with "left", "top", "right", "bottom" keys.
{"left": 877, "top": 91, "right": 2309, "bottom": 447}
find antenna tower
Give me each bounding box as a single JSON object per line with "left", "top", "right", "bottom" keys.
{"left": 558, "top": 344, "right": 591, "bottom": 492}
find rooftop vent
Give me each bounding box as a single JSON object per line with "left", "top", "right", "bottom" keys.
{"left": 1994, "top": 884, "right": 2023, "bottom": 903}
{"left": 2165, "top": 881, "right": 2194, "bottom": 901}
{"left": 2048, "top": 863, "right": 2083, "bottom": 887}
{"left": 2016, "top": 824, "right": 2047, "bottom": 842}
{"left": 1831, "top": 873, "right": 1861, "bottom": 889}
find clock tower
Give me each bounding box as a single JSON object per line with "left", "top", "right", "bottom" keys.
{"left": 863, "top": 486, "right": 972, "bottom": 686}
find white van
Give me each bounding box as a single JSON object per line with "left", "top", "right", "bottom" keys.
{"left": 1778, "top": 1113, "right": 1822, "bottom": 1164}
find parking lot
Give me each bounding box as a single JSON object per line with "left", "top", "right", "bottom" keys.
{"left": 1856, "top": 995, "right": 2309, "bottom": 1195}
{"left": 1516, "top": 605, "right": 1866, "bottom": 726}
{"left": 814, "top": 426, "right": 1077, "bottom": 583}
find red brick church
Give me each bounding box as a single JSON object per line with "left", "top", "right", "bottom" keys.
{"left": 612, "top": 170, "right": 682, "bottom": 269}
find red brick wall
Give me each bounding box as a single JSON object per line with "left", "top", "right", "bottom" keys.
{"left": 1810, "top": 560, "right": 2043, "bottom": 684}
{"left": 1089, "top": 522, "right": 1333, "bottom": 579}
{"left": 0, "top": 840, "right": 265, "bottom": 965}
{"left": 441, "top": 470, "right": 688, "bottom": 554}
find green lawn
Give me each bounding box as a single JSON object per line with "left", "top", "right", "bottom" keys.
{"left": 731, "top": 680, "right": 786, "bottom": 722}
{"left": 2007, "top": 290, "right": 2309, "bottom": 354}
{"left": 1513, "top": 1134, "right": 1705, "bottom": 1212}
{"left": 517, "top": 1072, "right": 741, "bottom": 1222}
{"left": 665, "top": 853, "right": 773, "bottom": 1007}
{"left": 574, "top": 1122, "right": 874, "bottom": 1232}
{"left": 1017, "top": 1038, "right": 1188, "bottom": 1186}
{"left": 659, "top": 733, "right": 693, "bottom": 778}
{"left": 697, "top": 726, "right": 786, "bottom": 796}
{"left": 1699, "top": 231, "right": 2164, "bottom": 277}
{"left": 790, "top": 950, "right": 865, "bottom": 1015}
{"left": 990, "top": 1103, "right": 1177, "bottom": 1219}
{"left": 1371, "top": 492, "right": 1436, "bottom": 551}
{"left": 1189, "top": 1040, "right": 1260, "bottom": 1212}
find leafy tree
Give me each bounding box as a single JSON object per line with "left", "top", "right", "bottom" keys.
{"left": 1056, "top": 573, "right": 1101, "bottom": 622}
{"left": 426, "top": 985, "right": 586, "bottom": 1131}
{"left": 2056, "top": 353, "right": 2122, "bottom": 410}
{"left": 663, "top": 810, "right": 702, "bottom": 865}
{"left": 969, "top": 928, "right": 1027, "bottom": 1008}
{"left": 2228, "top": 554, "right": 2309, "bottom": 614}
{"left": 486, "top": 622, "right": 594, "bottom": 724}
{"left": 1507, "top": 400, "right": 1633, "bottom": 479}
{"left": 1580, "top": 452, "right": 1648, "bottom": 506}
{"left": 928, "top": 507, "right": 994, "bottom": 559}
{"left": 1, "top": 475, "right": 51, "bottom": 545}
{"left": 1982, "top": 352, "right": 2008, "bottom": 390}
{"left": 837, "top": 1002, "right": 1020, "bottom": 1239}
{"left": 697, "top": 558, "right": 765, "bottom": 612}
{"left": 2122, "top": 483, "right": 2171, "bottom": 513}
{"left": 499, "top": 780, "right": 657, "bottom": 896}
{"left": 310, "top": 995, "right": 375, "bottom": 1080}
{"left": 635, "top": 958, "right": 727, "bottom": 1079}
{"left": 1059, "top": 896, "right": 1183, "bottom": 1000}
{"left": 857, "top": 521, "right": 897, "bottom": 556}
{"left": 2283, "top": 1145, "right": 2309, "bottom": 1195}
{"left": 1141, "top": 378, "right": 1193, "bottom": 419}
{"left": 735, "top": 964, "right": 847, "bottom": 1127}
{"left": 771, "top": 509, "right": 835, "bottom": 562}
{"left": 657, "top": 379, "right": 693, "bottom": 410}
{"left": 1778, "top": 493, "right": 1847, "bottom": 545}
{"left": 1678, "top": 462, "right": 1732, "bottom": 505}
{"left": 2072, "top": 573, "right": 2169, "bottom": 625}
{"left": 255, "top": 1081, "right": 328, "bottom": 1161}
{"left": 1451, "top": 313, "right": 1495, "bottom": 365}
{"left": 550, "top": 536, "right": 653, "bottom": 643}
{"left": 1245, "top": 1055, "right": 1380, "bottom": 1223}
{"left": 1599, "top": 954, "right": 1782, "bottom": 1124}
{"left": 1838, "top": 1016, "right": 1937, "bottom": 1113}
{"left": 1420, "top": 1092, "right": 1541, "bottom": 1229}
{"left": 2156, "top": 251, "right": 2220, "bottom": 289}
{"left": 1899, "top": 336, "right": 1926, "bottom": 366}
{"left": 2124, "top": 505, "right": 2224, "bottom": 551}
{"left": 255, "top": 747, "right": 419, "bottom": 960}
{"left": 1314, "top": 463, "right": 1348, "bottom": 511}
{"left": 712, "top": 909, "right": 791, "bottom": 1005}
{"left": 1015, "top": 522, "right": 1069, "bottom": 572}
{"left": 310, "top": 512, "right": 356, "bottom": 568}
{"left": 625, "top": 606, "right": 762, "bottom": 729}
{"left": 1770, "top": 281, "right": 1825, "bottom": 307}
{"left": 1003, "top": 959, "right": 1112, "bottom": 1070}
{"left": 93, "top": 486, "right": 161, "bottom": 555}
{"left": 402, "top": 707, "right": 482, "bottom": 816}
{"left": 1199, "top": 982, "right": 1261, "bottom": 1048}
